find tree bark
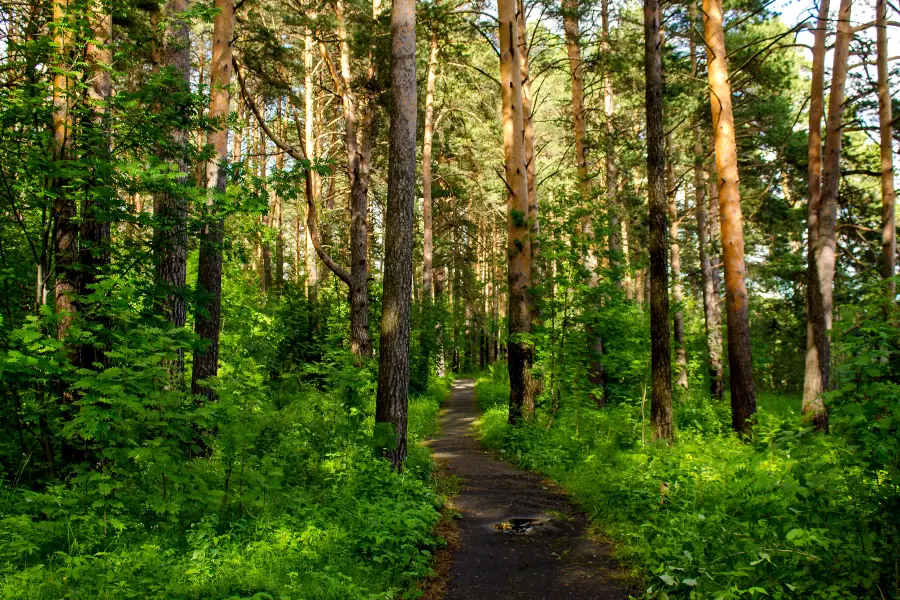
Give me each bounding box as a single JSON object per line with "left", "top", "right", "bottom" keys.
{"left": 690, "top": 0, "right": 723, "bottom": 398}
{"left": 52, "top": 0, "right": 76, "bottom": 343}
{"left": 331, "top": 0, "right": 371, "bottom": 358}
{"left": 563, "top": 0, "right": 606, "bottom": 405}
{"left": 376, "top": 0, "right": 416, "bottom": 470}
{"left": 666, "top": 134, "right": 688, "bottom": 389}
{"left": 153, "top": 0, "right": 191, "bottom": 346}
{"left": 804, "top": 0, "right": 852, "bottom": 431}
{"left": 192, "top": 0, "right": 234, "bottom": 400}
{"left": 274, "top": 100, "right": 285, "bottom": 288}
{"left": 304, "top": 18, "right": 320, "bottom": 307}
{"left": 500, "top": 0, "right": 534, "bottom": 423}
{"left": 876, "top": 0, "right": 896, "bottom": 304}
{"left": 422, "top": 33, "right": 438, "bottom": 301}
{"left": 644, "top": 0, "right": 673, "bottom": 442}
{"left": 602, "top": 0, "right": 620, "bottom": 271}
{"left": 703, "top": 0, "right": 756, "bottom": 434}
{"left": 518, "top": 0, "right": 539, "bottom": 298}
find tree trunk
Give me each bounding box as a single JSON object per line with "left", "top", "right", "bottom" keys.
{"left": 304, "top": 20, "right": 320, "bottom": 307}
{"left": 563, "top": 0, "right": 606, "bottom": 405}
{"left": 52, "top": 0, "right": 76, "bottom": 343}
{"left": 376, "top": 0, "right": 416, "bottom": 470}
{"left": 622, "top": 217, "right": 634, "bottom": 300}
{"left": 153, "top": 0, "right": 191, "bottom": 347}
{"left": 273, "top": 99, "right": 284, "bottom": 288}
{"left": 602, "top": 0, "right": 619, "bottom": 271}
{"left": 192, "top": 0, "right": 234, "bottom": 400}
{"left": 422, "top": 32, "right": 437, "bottom": 302}
{"left": 803, "top": 0, "right": 851, "bottom": 431}
{"left": 518, "top": 0, "right": 539, "bottom": 298}
{"left": 690, "top": 1, "right": 723, "bottom": 398}
{"left": 644, "top": 0, "right": 673, "bottom": 442}
{"left": 666, "top": 134, "right": 688, "bottom": 389}
{"left": 704, "top": 0, "right": 756, "bottom": 434}
{"left": 333, "top": 0, "right": 371, "bottom": 358}
{"left": 876, "top": 0, "right": 896, "bottom": 304}
{"left": 500, "top": 0, "right": 533, "bottom": 423}
{"left": 76, "top": 0, "right": 113, "bottom": 375}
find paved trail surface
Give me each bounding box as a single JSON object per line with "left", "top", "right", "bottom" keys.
{"left": 429, "top": 379, "right": 634, "bottom": 600}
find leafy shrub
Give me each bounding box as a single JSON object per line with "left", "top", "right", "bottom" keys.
{"left": 475, "top": 361, "right": 900, "bottom": 600}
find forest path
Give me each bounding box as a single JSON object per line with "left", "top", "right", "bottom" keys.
{"left": 427, "top": 379, "right": 634, "bottom": 600}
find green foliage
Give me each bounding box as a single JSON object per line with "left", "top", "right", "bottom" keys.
{"left": 0, "top": 267, "right": 450, "bottom": 599}
{"left": 475, "top": 343, "right": 900, "bottom": 599}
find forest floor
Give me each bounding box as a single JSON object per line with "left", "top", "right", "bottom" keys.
{"left": 427, "top": 379, "right": 636, "bottom": 600}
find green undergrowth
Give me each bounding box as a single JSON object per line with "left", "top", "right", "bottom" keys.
{"left": 0, "top": 375, "right": 452, "bottom": 600}
{"left": 474, "top": 366, "right": 899, "bottom": 600}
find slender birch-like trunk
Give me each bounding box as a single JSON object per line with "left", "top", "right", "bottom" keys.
{"left": 876, "top": 0, "right": 896, "bottom": 304}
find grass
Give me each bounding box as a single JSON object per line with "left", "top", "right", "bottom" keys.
{"left": 473, "top": 368, "right": 897, "bottom": 599}
{"left": 0, "top": 377, "right": 453, "bottom": 600}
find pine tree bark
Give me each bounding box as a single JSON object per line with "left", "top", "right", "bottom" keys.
{"left": 690, "top": 1, "right": 723, "bottom": 398}
{"left": 518, "top": 0, "right": 539, "bottom": 295}
{"left": 876, "top": 0, "right": 896, "bottom": 304}
{"left": 602, "top": 0, "right": 620, "bottom": 270}
{"left": 193, "top": 0, "right": 234, "bottom": 400}
{"left": 376, "top": 0, "right": 416, "bottom": 470}
{"left": 52, "top": 0, "right": 76, "bottom": 343}
{"left": 75, "top": 0, "right": 113, "bottom": 375}
{"left": 563, "top": 0, "right": 606, "bottom": 405}
{"left": 274, "top": 101, "right": 285, "bottom": 287}
{"left": 331, "top": 0, "right": 372, "bottom": 358}
{"left": 153, "top": 0, "right": 191, "bottom": 345}
{"left": 666, "top": 134, "right": 688, "bottom": 389}
{"left": 422, "top": 32, "right": 438, "bottom": 302}
{"left": 804, "top": 0, "right": 852, "bottom": 430}
{"left": 500, "top": 0, "right": 534, "bottom": 423}
{"left": 644, "top": 0, "right": 673, "bottom": 442}
{"left": 304, "top": 19, "right": 320, "bottom": 307}
{"left": 703, "top": 0, "right": 756, "bottom": 434}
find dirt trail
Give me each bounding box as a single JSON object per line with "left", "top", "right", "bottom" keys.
{"left": 428, "top": 379, "right": 634, "bottom": 600}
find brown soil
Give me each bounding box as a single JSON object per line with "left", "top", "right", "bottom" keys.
{"left": 426, "top": 379, "right": 635, "bottom": 600}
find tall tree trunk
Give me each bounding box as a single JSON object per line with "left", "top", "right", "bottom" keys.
{"left": 622, "top": 217, "right": 634, "bottom": 300}
{"left": 500, "top": 0, "right": 534, "bottom": 423}
{"left": 192, "top": 0, "right": 234, "bottom": 400}
{"left": 517, "top": 0, "right": 539, "bottom": 297}
{"left": 304, "top": 19, "right": 320, "bottom": 307}
{"left": 704, "top": 0, "right": 756, "bottom": 434}
{"left": 259, "top": 114, "right": 273, "bottom": 294}
{"left": 153, "top": 0, "right": 191, "bottom": 348}
{"left": 52, "top": 0, "right": 76, "bottom": 343}
{"left": 804, "top": 0, "right": 852, "bottom": 430}
{"left": 602, "top": 0, "right": 619, "bottom": 270}
{"left": 422, "top": 32, "right": 437, "bottom": 301}
{"left": 802, "top": 0, "right": 829, "bottom": 429}
{"left": 876, "top": 0, "right": 896, "bottom": 305}
{"left": 563, "top": 0, "right": 606, "bottom": 405}
{"left": 76, "top": 0, "right": 113, "bottom": 375}
{"left": 331, "top": 0, "right": 371, "bottom": 358}
{"left": 666, "top": 134, "right": 688, "bottom": 389}
{"left": 644, "top": 0, "right": 673, "bottom": 442}
{"left": 274, "top": 101, "right": 284, "bottom": 288}
{"left": 376, "top": 0, "right": 416, "bottom": 470}
{"left": 690, "top": 0, "right": 723, "bottom": 398}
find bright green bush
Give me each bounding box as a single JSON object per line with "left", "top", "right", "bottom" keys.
{"left": 476, "top": 361, "right": 899, "bottom": 600}
{"left": 0, "top": 266, "right": 452, "bottom": 600}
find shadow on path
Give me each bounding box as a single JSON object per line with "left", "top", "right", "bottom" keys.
{"left": 427, "top": 379, "right": 634, "bottom": 600}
